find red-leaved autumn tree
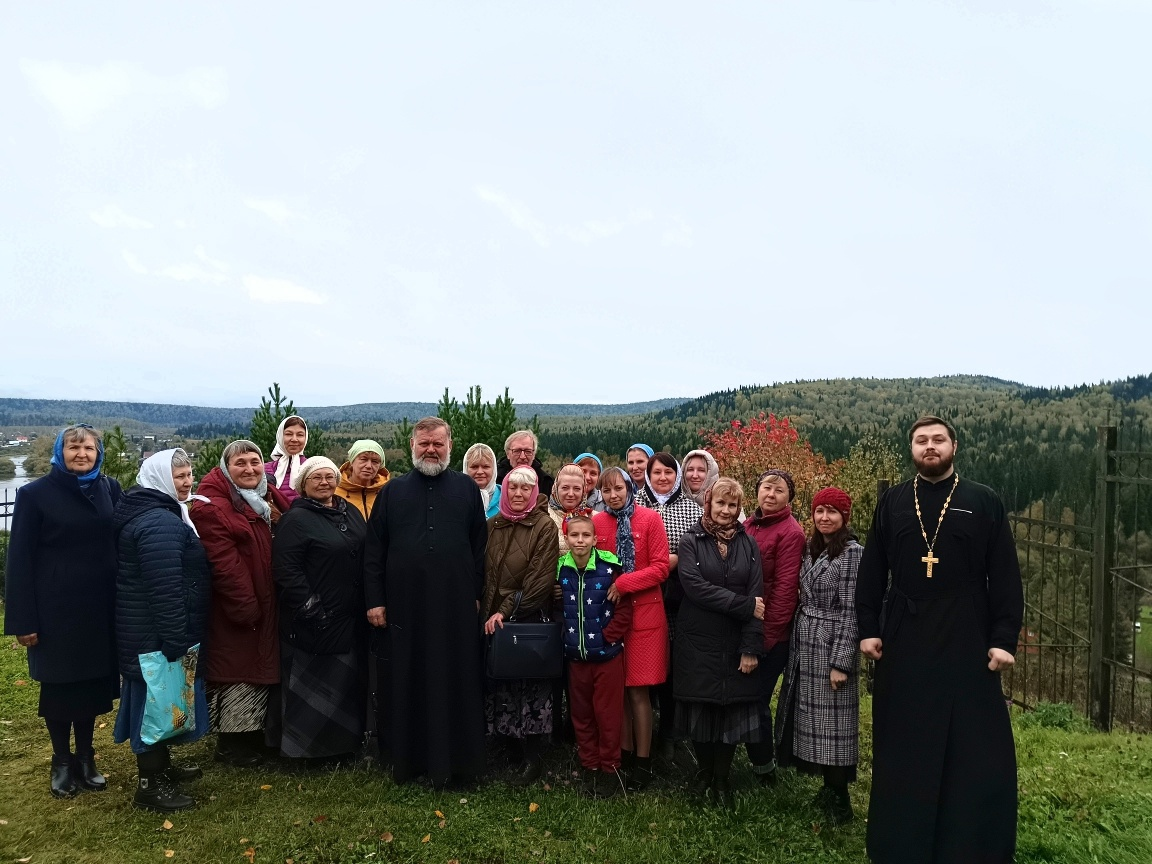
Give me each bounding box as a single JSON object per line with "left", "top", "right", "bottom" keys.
{"left": 701, "top": 412, "right": 841, "bottom": 520}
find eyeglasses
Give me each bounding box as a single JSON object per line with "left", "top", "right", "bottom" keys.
{"left": 510, "top": 448, "right": 535, "bottom": 456}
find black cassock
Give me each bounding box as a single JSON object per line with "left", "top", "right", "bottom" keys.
{"left": 364, "top": 468, "right": 487, "bottom": 785}
{"left": 857, "top": 474, "right": 1023, "bottom": 864}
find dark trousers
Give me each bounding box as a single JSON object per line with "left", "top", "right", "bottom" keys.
{"left": 746, "top": 640, "right": 790, "bottom": 768}
{"left": 568, "top": 654, "right": 626, "bottom": 772}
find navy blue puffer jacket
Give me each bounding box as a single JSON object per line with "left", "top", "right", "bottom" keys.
{"left": 113, "top": 488, "right": 212, "bottom": 678}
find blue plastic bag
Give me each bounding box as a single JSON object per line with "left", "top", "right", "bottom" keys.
{"left": 139, "top": 644, "right": 200, "bottom": 746}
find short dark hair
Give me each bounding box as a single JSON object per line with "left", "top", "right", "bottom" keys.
{"left": 646, "top": 451, "right": 678, "bottom": 476}
{"left": 564, "top": 513, "right": 595, "bottom": 533}
{"left": 909, "top": 415, "right": 956, "bottom": 443}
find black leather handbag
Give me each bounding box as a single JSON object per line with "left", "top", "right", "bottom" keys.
{"left": 486, "top": 592, "right": 563, "bottom": 680}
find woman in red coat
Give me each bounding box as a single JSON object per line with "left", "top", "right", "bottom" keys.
{"left": 593, "top": 467, "right": 670, "bottom": 789}
{"left": 191, "top": 440, "right": 290, "bottom": 766}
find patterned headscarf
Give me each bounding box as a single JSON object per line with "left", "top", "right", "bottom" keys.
{"left": 551, "top": 464, "right": 593, "bottom": 525}
{"left": 645, "top": 452, "right": 683, "bottom": 506}
{"left": 601, "top": 466, "right": 637, "bottom": 573}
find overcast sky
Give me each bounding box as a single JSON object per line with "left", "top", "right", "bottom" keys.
{"left": 1, "top": 1, "right": 1148, "bottom": 407}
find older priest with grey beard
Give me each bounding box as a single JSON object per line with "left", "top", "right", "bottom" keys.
{"left": 363, "top": 417, "right": 487, "bottom": 788}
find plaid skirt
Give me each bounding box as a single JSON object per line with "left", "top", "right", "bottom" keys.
{"left": 279, "top": 644, "right": 365, "bottom": 759}
{"left": 207, "top": 682, "right": 268, "bottom": 734}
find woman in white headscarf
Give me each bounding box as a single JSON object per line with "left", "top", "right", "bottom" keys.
{"left": 265, "top": 416, "right": 310, "bottom": 503}
{"left": 463, "top": 443, "right": 501, "bottom": 519}
{"left": 112, "top": 449, "right": 212, "bottom": 812}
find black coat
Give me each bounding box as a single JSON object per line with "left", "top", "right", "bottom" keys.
{"left": 673, "top": 522, "right": 763, "bottom": 706}
{"left": 2, "top": 466, "right": 122, "bottom": 683}
{"left": 273, "top": 496, "right": 366, "bottom": 655}
{"left": 495, "top": 457, "right": 554, "bottom": 498}
{"left": 112, "top": 488, "right": 212, "bottom": 678}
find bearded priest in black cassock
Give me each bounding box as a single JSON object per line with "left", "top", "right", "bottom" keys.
{"left": 364, "top": 417, "right": 487, "bottom": 787}
{"left": 856, "top": 415, "right": 1023, "bottom": 864}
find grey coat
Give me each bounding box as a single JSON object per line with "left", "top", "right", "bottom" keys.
{"left": 776, "top": 540, "right": 862, "bottom": 767}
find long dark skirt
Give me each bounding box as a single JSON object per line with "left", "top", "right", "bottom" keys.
{"left": 38, "top": 676, "right": 117, "bottom": 721}
{"left": 280, "top": 644, "right": 364, "bottom": 759}
{"left": 675, "top": 700, "right": 762, "bottom": 745}
{"left": 485, "top": 678, "right": 553, "bottom": 739}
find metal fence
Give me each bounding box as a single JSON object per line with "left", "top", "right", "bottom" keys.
{"left": 1002, "top": 424, "right": 1152, "bottom": 731}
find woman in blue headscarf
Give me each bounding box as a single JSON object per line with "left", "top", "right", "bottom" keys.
{"left": 3, "top": 425, "right": 122, "bottom": 799}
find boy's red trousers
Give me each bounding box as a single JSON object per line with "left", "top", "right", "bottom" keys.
{"left": 567, "top": 653, "right": 626, "bottom": 772}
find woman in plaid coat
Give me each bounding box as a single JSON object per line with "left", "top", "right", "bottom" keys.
{"left": 775, "top": 487, "right": 862, "bottom": 825}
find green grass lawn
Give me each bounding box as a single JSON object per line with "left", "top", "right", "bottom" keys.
{"left": 2, "top": 639, "right": 1151, "bottom": 864}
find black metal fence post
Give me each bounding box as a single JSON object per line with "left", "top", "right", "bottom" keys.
{"left": 1090, "top": 425, "right": 1118, "bottom": 731}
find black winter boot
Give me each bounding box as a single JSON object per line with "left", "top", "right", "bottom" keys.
{"left": 74, "top": 749, "right": 107, "bottom": 791}
{"left": 50, "top": 754, "right": 78, "bottom": 799}
{"left": 134, "top": 750, "right": 195, "bottom": 812}
{"left": 159, "top": 746, "right": 203, "bottom": 784}
{"left": 510, "top": 735, "right": 542, "bottom": 787}
{"left": 625, "top": 755, "right": 653, "bottom": 791}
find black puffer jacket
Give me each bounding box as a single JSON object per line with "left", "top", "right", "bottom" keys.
{"left": 272, "top": 496, "right": 366, "bottom": 655}
{"left": 673, "top": 522, "right": 763, "bottom": 706}
{"left": 113, "top": 487, "right": 212, "bottom": 679}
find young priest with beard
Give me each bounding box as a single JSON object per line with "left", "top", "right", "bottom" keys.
{"left": 856, "top": 415, "right": 1023, "bottom": 863}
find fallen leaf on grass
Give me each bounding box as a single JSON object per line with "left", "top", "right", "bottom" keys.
{"left": 448, "top": 860, "right": 460, "bottom": 864}
{"left": 438, "top": 819, "right": 446, "bottom": 829}
{"left": 434, "top": 809, "right": 444, "bottom": 818}
{"left": 513, "top": 817, "right": 521, "bottom": 823}
{"left": 164, "top": 852, "right": 174, "bottom": 859}
{"left": 542, "top": 783, "right": 551, "bottom": 791}
{"left": 312, "top": 815, "right": 328, "bottom": 824}
{"left": 17, "top": 857, "right": 32, "bottom": 863}
{"left": 260, "top": 785, "right": 272, "bottom": 791}
{"left": 162, "top": 819, "right": 173, "bottom": 830}
{"left": 244, "top": 848, "right": 256, "bottom": 863}
{"left": 14, "top": 680, "right": 26, "bottom": 686}
{"left": 98, "top": 722, "right": 107, "bottom": 729}
{"left": 458, "top": 798, "right": 467, "bottom": 804}
{"left": 528, "top": 802, "right": 539, "bottom": 813}
{"left": 0, "top": 819, "right": 7, "bottom": 825}
{"left": 240, "top": 838, "right": 249, "bottom": 844}
{"left": 420, "top": 834, "right": 431, "bottom": 843}
{"left": 379, "top": 832, "right": 393, "bottom": 843}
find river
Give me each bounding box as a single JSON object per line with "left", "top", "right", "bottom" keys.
{"left": 1, "top": 455, "right": 34, "bottom": 530}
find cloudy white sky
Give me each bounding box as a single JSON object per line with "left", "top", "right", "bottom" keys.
{"left": 1, "top": 2, "right": 1148, "bottom": 407}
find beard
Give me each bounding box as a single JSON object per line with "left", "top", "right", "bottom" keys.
{"left": 914, "top": 449, "right": 955, "bottom": 480}
{"left": 412, "top": 448, "right": 451, "bottom": 477}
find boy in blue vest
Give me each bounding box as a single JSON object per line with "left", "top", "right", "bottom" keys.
{"left": 558, "top": 514, "right": 633, "bottom": 797}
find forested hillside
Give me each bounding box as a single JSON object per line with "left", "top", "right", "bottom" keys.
{"left": 539, "top": 374, "right": 1152, "bottom": 513}
{"left": 0, "top": 397, "right": 689, "bottom": 430}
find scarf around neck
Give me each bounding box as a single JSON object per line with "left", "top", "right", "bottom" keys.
{"left": 270, "top": 416, "right": 308, "bottom": 490}
{"left": 647, "top": 457, "right": 684, "bottom": 507}
{"left": 219, "top": 452, "right": 272, "bottom": 525}
{"left": 463, "top": 442, "right": 499, "bottom": 513}
{"left": 605, "top": 481, "right": 637, "bottom": 573}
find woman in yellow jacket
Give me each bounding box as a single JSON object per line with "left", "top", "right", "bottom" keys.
{"left": 334, "top": 440, "right": 390, "bottom": 520}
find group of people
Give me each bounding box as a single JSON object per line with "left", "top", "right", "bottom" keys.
{"left": 4, "top": 414, "right": 1024, "bottom": 863}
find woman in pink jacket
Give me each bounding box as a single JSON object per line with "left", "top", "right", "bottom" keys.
{"left": 593, "top": 467, "right": 670, "bottom": 790}
{"left": 741, "top": 468, "right": 806, "bottom": 785}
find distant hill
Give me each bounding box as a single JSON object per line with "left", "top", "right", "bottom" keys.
{"left": 0, "top": 396, "right": 691, "bottom": 430}
{"left": 539, "top": 373, "right": 1152, "bottom": 514}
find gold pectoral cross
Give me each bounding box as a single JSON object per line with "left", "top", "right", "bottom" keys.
{"left": 922, "top": 553, "right": 939, "bottom": 578}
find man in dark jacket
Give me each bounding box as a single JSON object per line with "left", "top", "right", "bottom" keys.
{"left": 495, "top": 430, "right": 554, "bottom": 498}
